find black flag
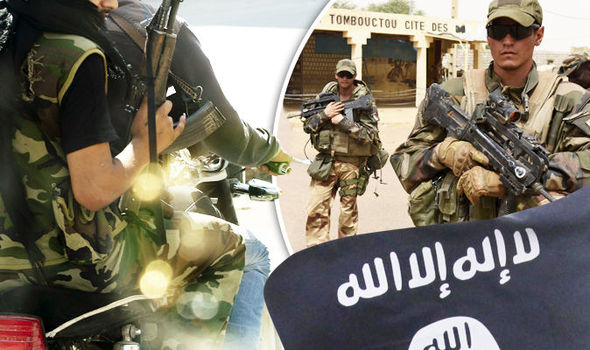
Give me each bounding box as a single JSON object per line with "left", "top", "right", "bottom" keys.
{"left": 265, "top": 186, "right": 590, "bottom": 349}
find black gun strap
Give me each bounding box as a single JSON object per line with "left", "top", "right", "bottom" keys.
{"left": 142, "top": 35, "right": 167, "bottom": 246}
{"left": 108, "top": 12, "right": 146, "bottom": 56}
{"left": 109, "top": 11, "right": 200, "bottom": 100}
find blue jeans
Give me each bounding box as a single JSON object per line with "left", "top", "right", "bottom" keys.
{"left": 222, "top": 229, "right": 270, "bottom": 350}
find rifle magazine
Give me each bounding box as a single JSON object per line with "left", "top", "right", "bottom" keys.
{"left": 163, "top": 101, "right": 226, "bottom": 154}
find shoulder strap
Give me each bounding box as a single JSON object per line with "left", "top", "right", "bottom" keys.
{"left": 323, "top": 81, "right": 339, "bottom": 94}
{"left": 109, "top": 11, "right": 200, "bottom": 100}
{"left": 109, "top": 12, "right": 146, "bottom": 52}
{"left": 462, "top": 69, "right": 488, "bottom": 115}
{"left": 520, "top": 71, "right": 562, "bottom": 141}
{"left": 528, "top": 71, "right": 562, "bottom": 114}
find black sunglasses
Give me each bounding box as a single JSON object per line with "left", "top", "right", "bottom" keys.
{"left": 337, "top": 71, "right": 354, "bottom": 79}
{"left": 486, "top": 23, "right": 540, "bottom": 41}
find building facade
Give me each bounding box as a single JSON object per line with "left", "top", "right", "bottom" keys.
{"left": 286, "top": 8, "right": 486, "bottom": 106}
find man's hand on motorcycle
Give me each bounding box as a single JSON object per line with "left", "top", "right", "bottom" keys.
{"left": 260, "top": 148, "right": 293, "bottom": 175}
{"left": 457, "top": 166, "right": 506, "bottom": 205}
{"left": 434, "top": 137, "right": 489, "bottom": 176}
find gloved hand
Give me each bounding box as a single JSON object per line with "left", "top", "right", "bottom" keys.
{"left": 457, "top": 166, "right": 506, "bottom": 205}
{"left": 260, "top": 148, "right": 293, "bottom": 175}
{"left": 434, "top": 137, "right": 489, "bottom": 176}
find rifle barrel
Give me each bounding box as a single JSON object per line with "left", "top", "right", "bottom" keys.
{"left": 167, "top": 1, "right": 180, "bottom": 33}
{"left": 532, "top": 182, "right": 555, "bottom": 202}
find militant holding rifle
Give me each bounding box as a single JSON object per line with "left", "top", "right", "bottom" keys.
{"left": 422, "top": 83, "right": 555, "bottom": 212}
{"left": 291, "top": 92, "right": 373, "bottom": 121}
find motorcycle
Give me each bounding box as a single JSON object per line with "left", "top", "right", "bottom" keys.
{"left": 0, "top": 286, "right": 159, "bottom": 349}
{"left": 0, "top": 151, "right": 281, "bottom": 350}
{"left": 165, "top": 150, "right": 281, "bottom": 224}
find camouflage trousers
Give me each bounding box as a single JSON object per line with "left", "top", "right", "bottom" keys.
{"left": 0, "top": 211, "right": 245, "bottom": 349}
{"left": 305, "top": 160, "right": 360, "bottom": 247}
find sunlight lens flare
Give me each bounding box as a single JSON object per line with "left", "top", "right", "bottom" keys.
{"left": 139, "top": 260, "right": 173, "bottom": 298}
{"left": 132, "top": 172, "right": 163, "bottom": 201}
{"left": 176, "top": 292, "right": 220, "bottom": 321}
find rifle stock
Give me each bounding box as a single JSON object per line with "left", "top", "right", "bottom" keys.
{"left": 422, "top": 83, "right": 554, "bottom": 204}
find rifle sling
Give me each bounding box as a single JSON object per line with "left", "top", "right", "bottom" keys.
{"left": 109, "top": 11, "right": 225, "bottom": 150}
{"left": 109, "top": 11, "right": 200, "bottom": 100}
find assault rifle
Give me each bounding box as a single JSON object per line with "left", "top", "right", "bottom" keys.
{"left": 291, "top": 92, "right": 373, "bottom": 121}
{"left": 140, "top": 0, "right": 224, "bottom": 154}
{"left": 144, "top": 0, "right": 181, "bottom": 160}
{"left": 422, "top": 83, "right": 555, "bottom": 212}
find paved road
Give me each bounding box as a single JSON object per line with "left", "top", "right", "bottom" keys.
{"left": 276, "top": 105, "right": 418, "bottom": 252}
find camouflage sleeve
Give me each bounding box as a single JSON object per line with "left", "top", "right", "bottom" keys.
{"left": 390, "top": 99, "right": 448, "bottom": 193}
{"left": 333, "top": 94, "right": 379, "bottom": 143}
{"left": 335, "top": 116, "right": 377, "bottom": 143}
{"left": 545, "top": 94, "right": 590, "bottom": 192}
{"left": 391, "top": 79, "right": 464, "bottom": 193}
{"left": 303, "top": 111, "right": 329, "bottom": 134}
{"left": 543, "top": 151, "right": 590, "bottom": 192}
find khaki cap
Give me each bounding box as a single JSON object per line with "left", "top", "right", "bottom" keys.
{"left": 336, "top": 59, "right": 356, "bottom": 75}
{"left": 487, "top": 0, "right": 543, "bottom": 27}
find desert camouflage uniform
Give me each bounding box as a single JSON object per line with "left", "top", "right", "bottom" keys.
{"left": 391, "top": 63, "right": 590, "bottom": 225}
{"left": 304, "top": 80, "right": 379, "bottom": 247}
{"left": 0, "top": 33, "right": 245, "bottom": 346}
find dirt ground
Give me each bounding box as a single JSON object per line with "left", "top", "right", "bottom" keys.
{"left": 276, "top": 104, "right": 418, "bottom": 253}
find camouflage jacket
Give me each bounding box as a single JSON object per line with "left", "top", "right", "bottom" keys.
{"left": 0, "top": 33, "right": 126, "bottom": 271}
{"left": 303, "top": 80, "right": 380, "bottom": 158}
{"left": 391, "top": 63, "right": 590, "bottom": 224}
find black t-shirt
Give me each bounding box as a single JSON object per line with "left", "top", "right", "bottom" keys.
{"left": 59, "top": 54, "right": 119, "bottom": 155}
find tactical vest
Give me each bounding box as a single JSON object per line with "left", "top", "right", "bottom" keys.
{"left": 0, "top": 33, "right": 126, "bottom": 271}
{"left": 310, "top": 81, "right": 376, "bottom": 158}
{"left": 462, "top": 69, "right": 574, "bottom": 144}
{"left": 409, "top": 69, "right": 582, "bottom": 225}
